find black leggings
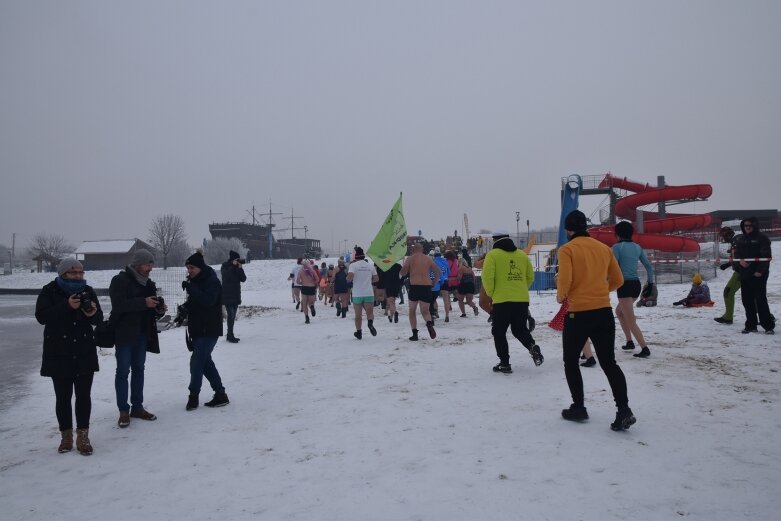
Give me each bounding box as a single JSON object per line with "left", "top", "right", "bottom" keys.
{"left": 51, "top": 373, "right": 94, "bottom": 431}
{"left": 562, "top": 307, "right": 628, "bottom": 409}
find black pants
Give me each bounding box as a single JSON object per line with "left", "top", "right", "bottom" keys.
{"left": 51, "top": 373, "right": 94, "bottom": 431}
{"left": 562, "top": 307, "right": 628, "bottom": 409}
{"left": 225, "top": 304, "right": 238, "bottom": 336}
{"left": 491, "top": 302, "right": 534, "bottom": 365}
{"left": 740, "top": 274, "right": 775, "bottom": 331}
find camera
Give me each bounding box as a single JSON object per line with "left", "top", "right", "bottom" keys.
{"left": 237, "top": 258, "right": 246, "bottom": 264}
{"left": 75, "top": 292, "right": 93, "bottom": 312}
{"left": 173, "top": 303, "right": 190, "bottom": 326}
{"left": 154, "top": 296, "right": 166, "bottom": 314}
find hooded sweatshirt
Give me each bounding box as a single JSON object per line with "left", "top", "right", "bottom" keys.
{"left": 481, "top": 236, "right": 535, "bottom": 304}
{"left": 734, "top": 217, "right": 772, "bottom": 280}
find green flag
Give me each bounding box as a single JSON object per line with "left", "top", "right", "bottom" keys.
{"left": 367, "top": 193, "right": 407, "bottom": 272}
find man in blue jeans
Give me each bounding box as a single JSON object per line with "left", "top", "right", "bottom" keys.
{"left": 109, "top": 249, "right": 166, "bottom": 428}
{"left": 182, "top": 252, "right": 229, "bottom": 410}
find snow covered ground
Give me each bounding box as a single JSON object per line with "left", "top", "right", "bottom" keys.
{"left": 1, "top": 245, "right": 780, "bottom": 520}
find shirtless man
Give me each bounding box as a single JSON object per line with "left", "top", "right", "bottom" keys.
{"left": 400, "top": 243, "right": 440, "bottom": 340}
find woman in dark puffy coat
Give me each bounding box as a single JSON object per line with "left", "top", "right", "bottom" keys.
{"left": 35, "top": 258, "right": 103, "bottom": 456}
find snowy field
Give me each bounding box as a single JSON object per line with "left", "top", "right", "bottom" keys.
{"left": 1, "top": 244, "right": 779, "bottom": 521}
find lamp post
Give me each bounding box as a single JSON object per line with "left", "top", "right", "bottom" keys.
{"left": 515, "top": 212, "right": 521, "bottom": 247}
{"left": 526, "top": 219, "right": 530, "bottom": 245}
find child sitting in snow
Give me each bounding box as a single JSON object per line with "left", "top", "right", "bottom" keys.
{"left": 673, "top": 273, "right": 714, "bottom": 307}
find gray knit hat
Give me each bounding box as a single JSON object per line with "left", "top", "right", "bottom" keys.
{"left": 130, "top": 248, "right": 155, "bottom": 266}
{"left": 57, "top": 257, "right": 83, "bottom": 276}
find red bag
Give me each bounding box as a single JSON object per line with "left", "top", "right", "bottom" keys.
{"left": 549, "top": 300, "right": 568, "bottom": 332}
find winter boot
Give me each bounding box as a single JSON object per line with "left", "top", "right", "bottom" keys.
{"left": 305, "top": 315, "right": 310, "bottom": 324}
{"left": 409, "top": 329, "right": 419, "bottom": 341}
{"left": 580, "top": 356, "right": 597, "bottom": 367}
{"left": 634, "top": 347, "right": 651, "bottom": 358}
{"left": 610, "top": 407, "right": 636, "bottom": 431}
{"left": 561, "top": 404, "right": 589, "bottom": 422}
{"left": 204, "top": 391, "right": 229, "bottom": 408}
{"left": 341, "top": 307, "right": 348, "bottom": 318}
{"left": 336, "top": 302, "right": 342, "bottom": 316}
{"left": 118, "top": 411, "right": 130, "bottom": 428}
{"left": 354, "top": 329, "right": 362, "bottom": 340}
{"left": 368, "top": 320, "right": 377, "bottom": 336}
{"left": 186, "top": 394, "right": 199, "bottom": 411}
{"left": 425, "top": 320, "right": 437, "bottom": 339}
{"left": 394, "top": 311, "right": 399, "bottom": 323}
{"left": 621, "top": 340, "right": 635, "bottom": 351}
{"left": 58, "top": 429, "right": 73, "bottom": 453}
{"left": 714, "top": 317, "right": 733, "bottom": 325}
{"left": 130, "top": 408, "right": 157, "bottom": 421}
{"left": 310, "top": 305, "right": 316, "bottom": 317}
{"left": 76, "top": 428, "right": 93, "bottom": 456}
{"left": 472, "top": 304, "right": 479, "bottom": 316}
{"left": 226, "top": 334, "right": 240, "bottom": 343}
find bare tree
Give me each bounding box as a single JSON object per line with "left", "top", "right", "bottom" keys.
{"left": 149, "top": 214, "right": 187, "bottom": 269}
{"left": 27, "top": 233, "right": 74, "bottom": 272}
{"left": 168, "top": 239, "right": 193, "bottom": 267}
{"left": 203, "top": 237, "right": 247, "bottom": 265}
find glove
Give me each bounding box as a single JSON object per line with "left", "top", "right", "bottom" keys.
{"left": 642, "top": 283, "right": 654, "bottom": 298}
{"left": 719, "top": 262, "right": 731, "bottom": 271}
{"left": 181, "top": 280, "right": 190, "bottom": 291}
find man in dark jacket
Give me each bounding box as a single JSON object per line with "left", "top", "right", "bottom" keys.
{"left": 183, "top": 252, "right": 229, "bottom": 410}
{"left": 36, "top": 258, "right": 102, "bottom": 455}
{"left": 733, "top": 217, "right": 775, "bottom": 334}
{"left": 220, "top": 250, "right": 246, "bottom": 343}
{"left": 110, "top": 248, "right": 165, "bottom": 428}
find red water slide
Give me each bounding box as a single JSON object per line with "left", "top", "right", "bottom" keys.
{"left": 589, "top": 174, "right": 713, "bottom": 252}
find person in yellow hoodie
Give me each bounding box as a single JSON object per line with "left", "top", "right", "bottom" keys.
{"left": 482, "top": 230, "right": 543, "bottom": 374}
{"left": 557, "top": 210, "right": 636, "bottom": 431}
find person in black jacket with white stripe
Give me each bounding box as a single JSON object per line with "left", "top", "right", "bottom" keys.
{"left": 183, "top": 252, "right": 229, "bottom": 410}
{"left": 36, "top": 258, "right": 103, "bottom": 455}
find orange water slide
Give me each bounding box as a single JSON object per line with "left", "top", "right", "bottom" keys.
{"left": 590, "top": 174, "right": 713, "bottom": 252}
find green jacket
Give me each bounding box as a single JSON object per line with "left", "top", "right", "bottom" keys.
{"left": 482, "top": 247, "right": 535, "bottom": 304}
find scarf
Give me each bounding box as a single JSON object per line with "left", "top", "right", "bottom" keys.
{"left": 56, "top": 276, "right": 87, "bottom": 295}
{"left": 126, "top": 265, "right": 150, "bottom": 287}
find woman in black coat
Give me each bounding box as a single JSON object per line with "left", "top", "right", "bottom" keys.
{"left": 35, "top": 258, "right": 103, "bottom": 455}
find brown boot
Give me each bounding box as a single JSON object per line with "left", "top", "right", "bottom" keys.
{"left": 76, "top": 429, "right": 93, "bottom": 456}
{"left": 118, "top": 411, "right": 130, "bottom": 428}
{"left": 130, "top": 408, "right": 157, "bottom": 421}
{"left": 58, "top": 429, "right": 73, "bottom": 453}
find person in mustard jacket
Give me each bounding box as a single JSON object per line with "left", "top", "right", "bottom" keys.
{"left": 557, "top": 210, "right": 636, "bottom": 431}
{"left": 481, "top": 230, "right": 543, "bottom": 374}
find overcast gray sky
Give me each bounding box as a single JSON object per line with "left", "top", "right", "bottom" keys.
{"left": 2, "top": 0, "right": 779, "bottom": 255}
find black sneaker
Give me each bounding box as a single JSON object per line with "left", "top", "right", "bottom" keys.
{"left": 204, "top": 391, "right": 229, "bottom": 408}
{"left": 714, "top": 317, "right": 733, "bottom": 325}
{"left": 580, "top": 356, "right": 596, "bottom": 367}
{"left": 634, "top": 347, "right": 651, "bottom": 358}
{"left": 766, "top": 330, "right": 775, "bottom": 335}
{"left": 610, "top": 408, "right": 636, "bottom": 431}
{"left": 186, "top": 394, "right": 199, "bottom": 411}
{"left": 305, "top": 316, "right": 310, "bottom": 324}
{"left": 295, "top": 302, "right": 300, "bottom": 310}
{"left": 741, "top": 328, "right": 758, "bottom": 334}
{"left": 561, "top": 404, "right": 589, "bottom": 422}
{"left": 493, "top": 363, "right": 512, "bottom": 374}
{"left": 388, "top": 315, "right": 393, "bottom": 323}
{"left": 530, "top": 345, "right": 544, "bottom": 366}
{"left": 394, "top": 311, "right": 398, "bottom": 323}
{"left": 226, "top": 335, "right": 240, "bottom": 343}
{"left": 460, "top": 313, "right": 467, "bottom": 318}
{"left": 354, "top": 329, "right": 362, "bottom": 340}
{"left": 368, "top": 321, "right": 377, "bottom": 336}
{"left": 444, "top": 316, "right": 449, "bottom": 323}
{"left": 621, "top": 340, "right": 636, "bottom": 351}
{"left": 409, "top": 329, "right": 419, "bottom": 341}
{"left": 336, "top": 302, "right": 342, "bottom": 316}
{"left": 310, "top": 305, "right": 316, "bottom": 317}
